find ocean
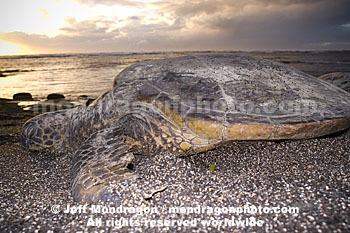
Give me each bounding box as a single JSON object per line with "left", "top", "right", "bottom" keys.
{"left": 1, "top": 51, "right": 349, "bottom": 107}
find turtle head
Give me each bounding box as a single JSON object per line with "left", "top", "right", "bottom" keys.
{"left": 21, "top": 112, "right": 66, "bottom": 150}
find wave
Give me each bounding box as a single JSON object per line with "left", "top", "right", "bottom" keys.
{"left": 0, "top": 51, "right": 193, "bottom": 60}
{"left": 280, "top": 60, "right": 350, "bottom": 65}
{"left": 0, "top": 52, "right": 142, "bottom": 60}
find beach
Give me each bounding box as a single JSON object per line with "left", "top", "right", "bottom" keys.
{"left": 0, "top": 110, "right": 349, "bottom": 232}
{"left": 0, "top": 51, "right": 350, "bottom": 232}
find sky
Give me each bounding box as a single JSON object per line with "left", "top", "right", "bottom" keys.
{"left": 0, "top": 0, "right": 349, "bottom": 55}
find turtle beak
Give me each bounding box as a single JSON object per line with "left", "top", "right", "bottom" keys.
{"left": 21, "top": 121, "right": 36, "bottom": 148}
{"left": 21, "top": 132, "right": 30, "bottom": 148}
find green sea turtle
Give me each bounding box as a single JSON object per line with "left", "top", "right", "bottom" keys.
{"left": 21, "top": 54, "right": 350, "bottom": 203}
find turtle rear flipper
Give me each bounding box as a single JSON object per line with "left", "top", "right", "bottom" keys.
{"left": 71, "top": 127, "right": 138, "bottom": 203}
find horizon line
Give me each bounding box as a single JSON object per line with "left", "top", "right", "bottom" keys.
{"left": 1, "top": 49, "right": 350, "bottom": 58}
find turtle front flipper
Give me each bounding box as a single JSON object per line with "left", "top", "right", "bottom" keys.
{"left": 72, "top": 127, "right": 138, "bottom": 203}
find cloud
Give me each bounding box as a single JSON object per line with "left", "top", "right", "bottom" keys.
{"left": 166, "top": 0, "right": 350, "bottom": 50}
{"left": 59, "top": 17, "right": 118, "bottom": 36}
{"left": 1, "top": 0, "right": 349, "bottom": 54}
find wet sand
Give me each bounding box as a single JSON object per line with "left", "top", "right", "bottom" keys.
{"left": 0, "top": 109, "right": 349, "bottom": 232}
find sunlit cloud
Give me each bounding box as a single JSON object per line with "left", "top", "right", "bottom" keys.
{"left": 0, "top": 0, "right": 349, "bottom": 55}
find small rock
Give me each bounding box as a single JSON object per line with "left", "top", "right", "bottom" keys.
{"left": 1, "top": 69, "right": 20, "bottom": 77}
{"left": 79, "top": 95, "right": 88, "bottom": 99}
{"left": 0, "top": 102, "right": 24, "bottom": 113}
{"left": 3, "top": 69, "right": 20, "bottom": 73}
{"left": 13, "top": 92, "right": 33, "bottom": 100}
{"left": 86, "top": 98, "right": 95, "bottom": 106}
{"left": 47, "top": 93, "right": 65, "bottom": 100}
{"left": 0, "top": 98, "right": 12, "bottom": 102}
{"left": 318, "top": 72, "right": 350, "bottom": 92}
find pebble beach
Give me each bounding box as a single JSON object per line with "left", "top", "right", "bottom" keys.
{"left": 0, "top": 51, "right": 350, "bottom": 232}
{"left": 0, "top": 101, "right": 350, "bottom": 232}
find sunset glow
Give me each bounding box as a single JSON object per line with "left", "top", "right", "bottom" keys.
{"left": 0, "top": 0, "right": 349, "bottom": 55}
{"left": 0, "top": 41, "right": 21, "bottom": 55}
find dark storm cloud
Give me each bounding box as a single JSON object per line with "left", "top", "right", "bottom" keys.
{"left": 197, "top": 0, "right": 350, "bottom": 49}
{"left": 1, "top": 0, "right": 349, "bottom": 53}
{"left": 161, "top": 0, "right": 350, "bottom": 49}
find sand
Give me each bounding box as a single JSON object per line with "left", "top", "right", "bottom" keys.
{"left": 0, "top": 110, "right": 349, "bottom": 232}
